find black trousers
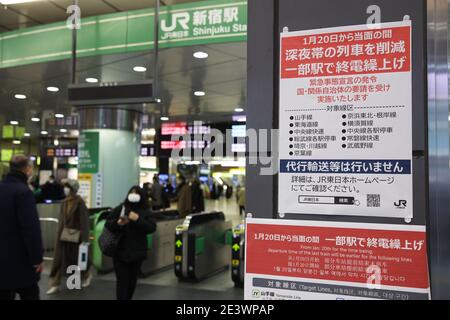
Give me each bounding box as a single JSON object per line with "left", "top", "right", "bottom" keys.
{"left": 0, "top": 283, "right": 40, "bottom": 300}
{"left": 113, "top": 258, "right": 142, "bottom": 300}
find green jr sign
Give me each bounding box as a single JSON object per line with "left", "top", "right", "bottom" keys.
{"left": 159, "top": 0, "right": 247, "bottom": 44}
{"left": 0, "top": 0, "right": 247, "bottom": 69}
{"left": 78, "top": 132, "right": 99, "bottom": 174}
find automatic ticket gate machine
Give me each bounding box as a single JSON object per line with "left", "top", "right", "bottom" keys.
{"left": 140, "top": 210, "right": 185, "bottom": 275}
{"left": 92, "top": 209, "right": 184, "bottom": 275}
{"left": 174, "top": 212, "right": 232, "bottom": 282}
{"left": 231, "top": 222, "right": 245, "bottom": 288}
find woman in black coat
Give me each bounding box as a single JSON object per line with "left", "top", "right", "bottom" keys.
{"left": 106, "top": 186, "right": 156, "bottom": 300}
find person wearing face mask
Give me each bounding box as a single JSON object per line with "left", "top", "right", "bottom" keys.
{"left": 0, "top": 155, "right": 43, "bottom": 300}
{"left": 105, "top": 186, "right": 156, "bottom": 300}
{"left": 46, "top": 179, "right": 91, "bottom": 295}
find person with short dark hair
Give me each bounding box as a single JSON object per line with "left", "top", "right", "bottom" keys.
{"left": 150, "top": 175, "right": 164, "bottom": 211}
{"left": 0, "top": 155, "right": 43, "bottom": 300}
{"left": 40, "top": 174, "right": 65, "bottom": 202}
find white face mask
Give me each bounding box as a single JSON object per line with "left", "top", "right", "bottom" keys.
{"left": 128, "top": 193, "right": 141, "bottom": 203}
{"left": 64, "top": 187, "right": 71, "bottom": 197}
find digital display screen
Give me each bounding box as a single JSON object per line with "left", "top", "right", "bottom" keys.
{"left": 161, "top": 122, "right": 187, "bottom": 135}
{"left": 157, "top": 120, "right": 233, "bottom": 157}
{"left": 161, "top": 141, "right": 186, "bottom": 150}
{"left": 46, "top": 148, "right": 77, "bottom": 157}
{"left": 232, "top": 125, "right": 246, "bottom": 137}
{"left": 140, "top": 144, "right": 156, "bottom": 157}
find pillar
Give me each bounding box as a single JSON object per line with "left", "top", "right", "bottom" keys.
{"left": 77, "top": 107, "right": 142, "bottom": 209}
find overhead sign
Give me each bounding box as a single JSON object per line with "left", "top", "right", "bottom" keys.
{"left": 278, "top": 21, "right": 413, "bottom": 219}
{"left": 0, "top": 0, "right": 247, "bottom": 69}
{"left": 161, "top": 122, "right": 188, "bottom": 135}
{"left": 245, "top": 218, "right": 430, "bottom": 300}
{"left": 46, "top": 147, "right": 78, "bottom": 158}
{"left": 140, "top": 144, "right": 156, "bottom": 157}
{"left": 78, "top": 132, "right": 99, "bottom": 174}
{"left": 2, "top": 125, "right": 25, "bottom": 139}
{"left": 159, "top": 0, "right": 247, "bottom": 43}
{"left": 46, "top": 116, "right": 79, "bottom": 130}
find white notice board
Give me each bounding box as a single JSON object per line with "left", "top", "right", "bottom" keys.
{"left": 278, "top": 21, "right": 413, "bottom": 219}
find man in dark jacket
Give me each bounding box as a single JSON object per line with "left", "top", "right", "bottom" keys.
{"left": 0, "top": 155, "right": 44, "bottom": 300}
{"left": 40, "top": 175, "right": 65, "bottom": 202}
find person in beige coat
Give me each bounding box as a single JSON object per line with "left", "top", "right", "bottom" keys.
{"left": 176, "top": 176, "right": 192, "bottom": 219}
{"left": 46, "top": 179, "right": 91, "bottom": 294}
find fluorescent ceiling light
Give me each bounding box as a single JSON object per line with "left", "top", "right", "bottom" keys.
{"left": 41, "top": 131, "right": 48, "bottom": 135}
{"left": 24, "top": 133, "right": 31, "bottom": 137}
{"left": 0, "top": 0, "right": 40, "bottom": 5}
{"left": 55, "top": 113, "right": 64, "bottom": 118}
{"left": 235, "top": 107, "right": 244, "bottom": 112}
{"left": 160, "top": 116, "right": 169, "bottom": 121}
{"left": 86, "top": 77, "right": 99, "bottom": 83}
{"left": 47, "top": 86, "right": 59, "bottom": 92}
{"left": 10, "top": 120, "right": 19, "bottom": 125}
{"left": 133, "top": 66, "right": 147, "bottom": 72}
{"left": 12, "top": 140, "right": 21, "bottom": 145}
{"left": 14, "top": 94, "right": 26, "bottom": 100}
{"left": 194, "top": 91, "right": 205, "bottom": 97}
{"left": 193, "top": 51, "right": 208, "bottom": 59}
{"left": 31, "top": 117, "right": 40, "bottom": 122}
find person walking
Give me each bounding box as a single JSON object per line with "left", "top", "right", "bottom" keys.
{"left": 176, "top": 176, "right": 192, "bottom": 218}
{"left": 191, "top": 179, "right": 205, "bottom": 213}
{"left": 236, "top": 185, "right": 246, "bottom": 217}
{"left": 106, "top": 186, "right": 156, "bottom": 300}
{"left": 39, "top": 175, "right": 65, "bottom": 202}
{"left": 46, "top": 179, "right": 92, "bottom": 294}
{"left": 0, "top": 155, "right": 43, "bottom": 300}
{"left": 150, "top": 175, "right": 164, "bottom": 211}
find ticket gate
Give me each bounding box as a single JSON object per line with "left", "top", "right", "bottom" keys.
{"left": 140, "top": 210, "right": 184, "bottom": 276}
{"left": 231, "top": 223, "right": 245, "bottom": 288}
{"left": 37, "top": 203, "right": 62, "bottom": 261}
{"left": 174, "top": 212, "right": 232, "bottom": 282}
{"left": 92, "top": 209, "right": 184, "bottom": 274}
{"left": 92, "top": 209, "right": 114, "bottom": 273}
{"left": 37, "top": 202, "right": 62, "bottom": 220}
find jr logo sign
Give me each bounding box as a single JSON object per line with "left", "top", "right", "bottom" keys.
{"left": 394, "top": 200, "right": 407, "bottom": 209}
{"left": 161, "top": 12, "right": 190, "bottom": 32}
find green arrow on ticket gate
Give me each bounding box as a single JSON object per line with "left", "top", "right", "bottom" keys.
{"left": 233, "top": 243, "right": 240, "bottom": 252}
{"left": 176, "top": 240, "right": 183, "bottom": 248}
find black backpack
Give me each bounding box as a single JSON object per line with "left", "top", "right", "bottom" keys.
{"left": 98, "top": 208, "right": 123, "bottom": 257}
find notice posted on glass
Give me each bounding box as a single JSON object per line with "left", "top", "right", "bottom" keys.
{"left": 278, "top": 21, "right": 413, "bottom": 219}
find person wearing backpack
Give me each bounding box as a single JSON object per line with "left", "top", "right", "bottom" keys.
{"left": 105, "top": 186, "right": 156, "bottom": 300}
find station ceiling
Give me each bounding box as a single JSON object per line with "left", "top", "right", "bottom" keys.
{"left": 0, "top": 0, "right": 195, "bottom": 32}
{"left": 0, "top": 41, "right": 247, "bottom": 136}
{"left": 0, "top": 0, "right": 247, "bottom": 137}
